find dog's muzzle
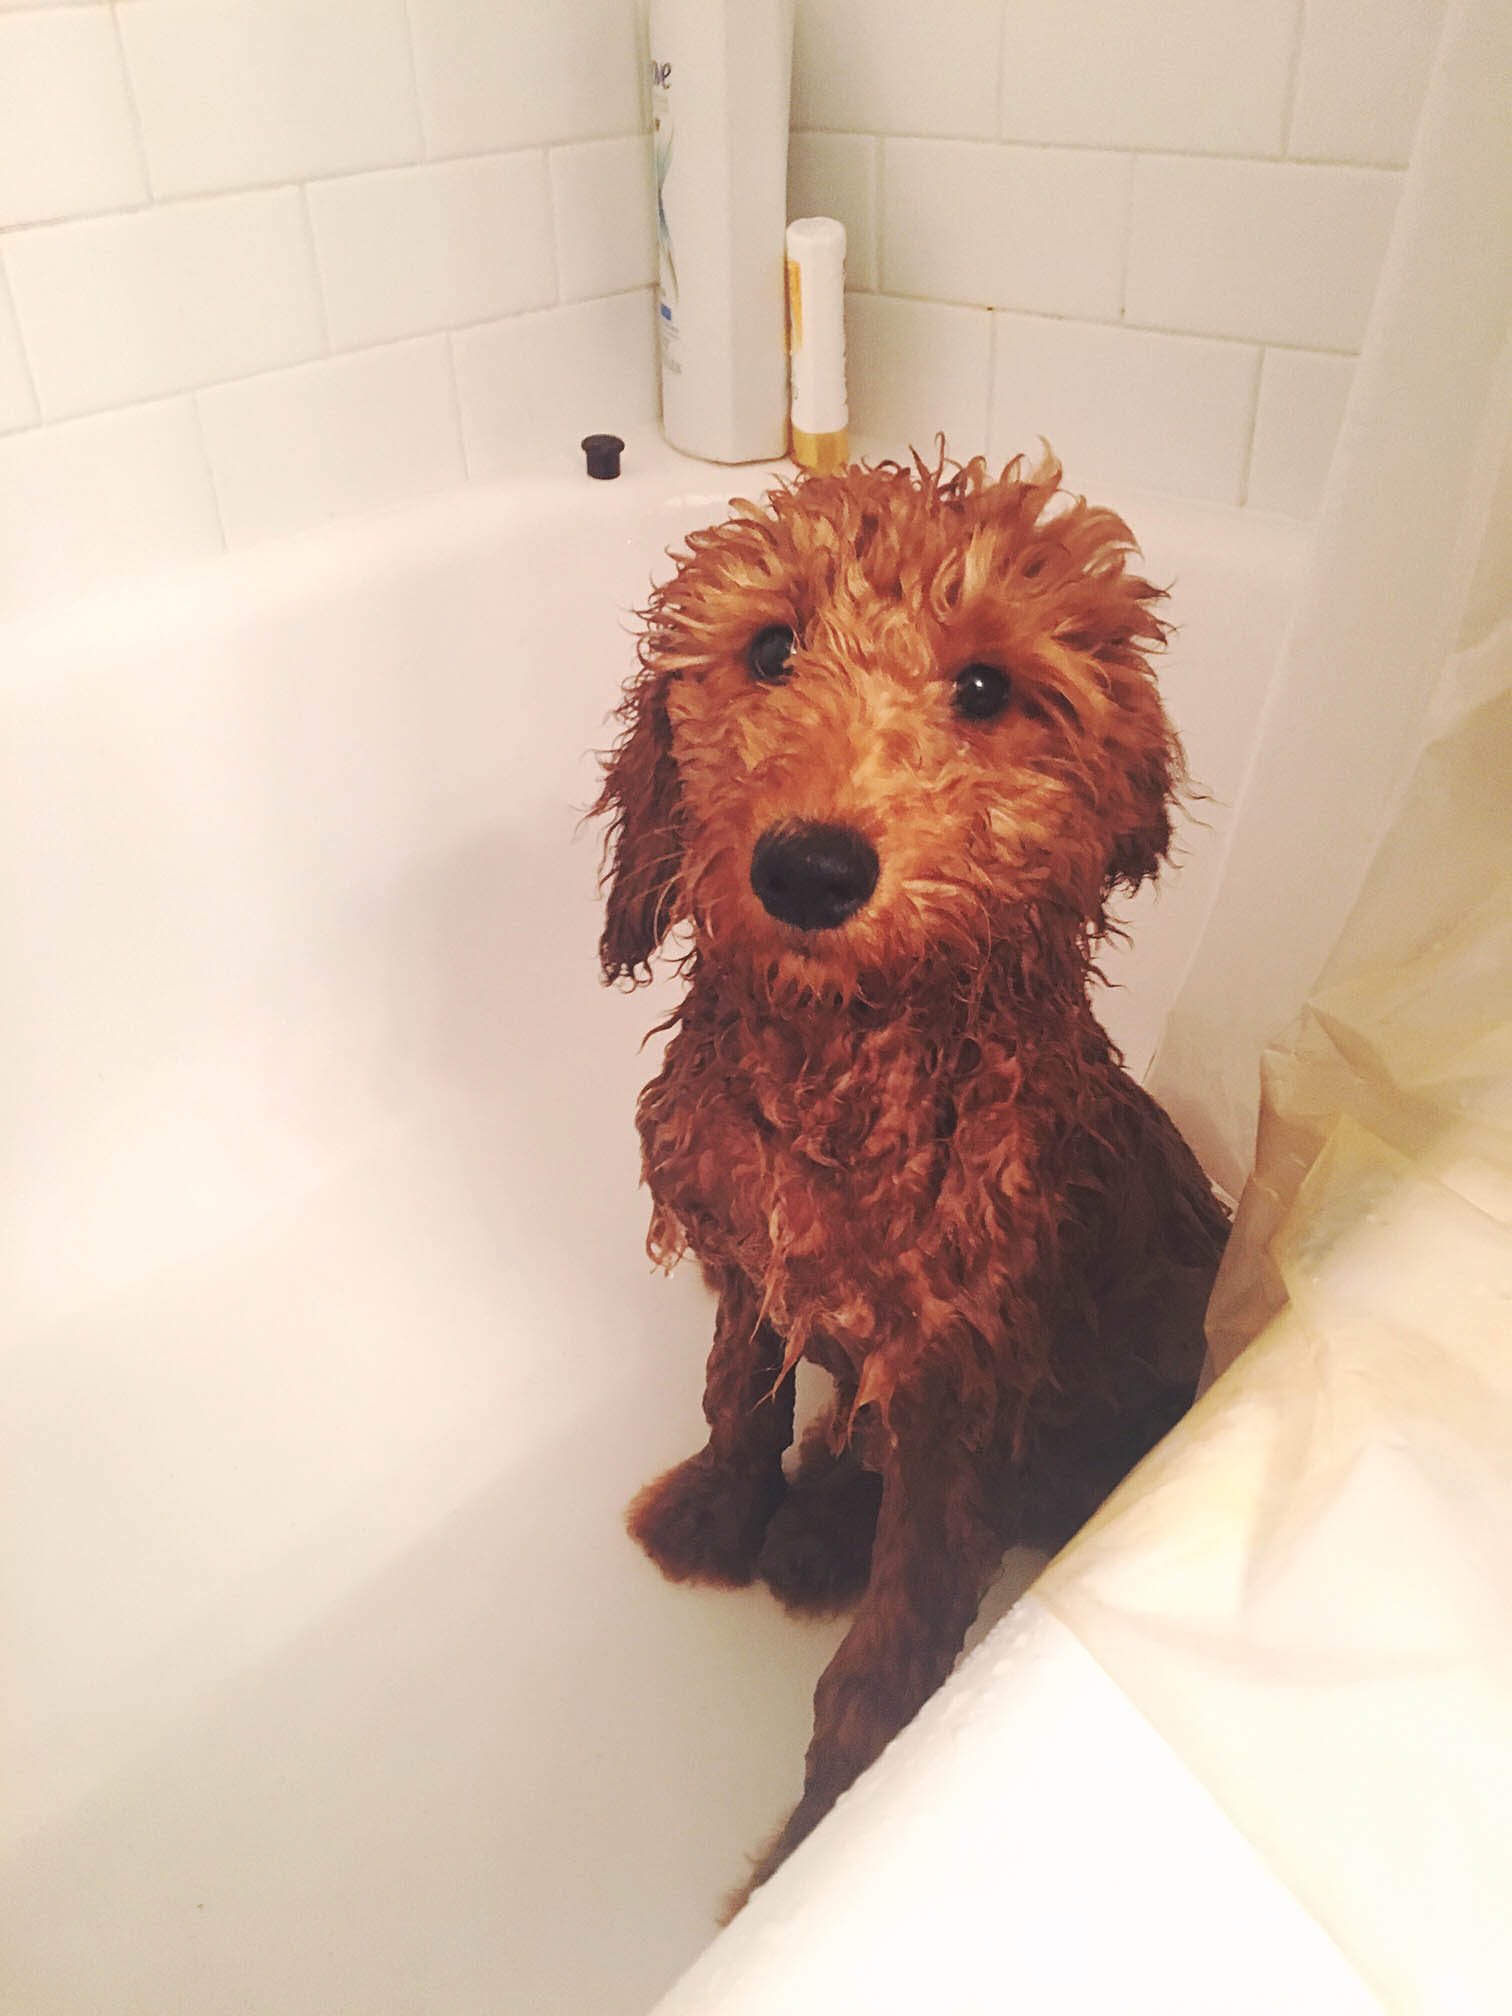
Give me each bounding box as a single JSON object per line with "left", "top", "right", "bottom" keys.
{"left": 749, "top": 821, "right": 880, "bottom": 932}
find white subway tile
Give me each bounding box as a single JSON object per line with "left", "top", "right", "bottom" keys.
{"left": 883, "top": 141, "right": 1129, "bottom": 321}
{"left": 0, "top": 399, "right": 223, "bottom": 618}
{"left": 0, "top": 271, "right": 38, "bottom": 433}
{"left": 794, "top": 0, "right": 1001, "bottom": 138}
{"left": 789, "top": 133, "right": 878, "bottom": 292}
{"left": 309, "top": 156, "right": 556, "bottom": 352}
{"left": 988, "top": 314, "right": 1259, "bottom": 505}
{"left": 452, "top": 291, "right": 658, "bottom": 479}
{"left": 5, "top": 191, "right": 325, "bottom": 421}
{"left": 550, "top": 137, "right": 656, "bottom": 304}
{"left": 1289, "top": 0, "right": 1448, "bottom": 166}
{"left": 408, "top": 0, "right": 643, "bottom": 159}
{"left": 0, "top": 8, "right": 146, "bottom": 228}
{"left": 1246, "top": 347, "right": 1353, "bottom": 516}
{"left": 1000, "top": 0, "right": 1297, "bottom": 156}
{"left": 1126, "top": 158, "right": 1400, "bottom": 351}
{"left": 846, "top": 293, "right": 991, "bottom": 462}
{"left": 117, "top": 0, "right": 419, "bottom": 200}
{"left": 197, "top": 337, "right": 464, "bottom": 548}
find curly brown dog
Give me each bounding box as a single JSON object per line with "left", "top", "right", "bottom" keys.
{"left": 594, "top": 450, "right": 1228, "bottom": 1912}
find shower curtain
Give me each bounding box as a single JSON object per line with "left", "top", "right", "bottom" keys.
{"left": 1037, "top": 0, "right": 1512, "bottom": 2004}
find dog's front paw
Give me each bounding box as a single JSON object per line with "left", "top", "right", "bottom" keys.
{"left": 756, "top": 1454, "right": 881, "bottom": 1615}
{"left": 626, "top": 1449, "right": 784, "bottom": 1588}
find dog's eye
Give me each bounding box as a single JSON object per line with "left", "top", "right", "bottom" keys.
{"left": 747, "top": 624, "right": 796, "bottom": 685}
{"left": 952, "top": 663, "right": 1013, "bottom": 721}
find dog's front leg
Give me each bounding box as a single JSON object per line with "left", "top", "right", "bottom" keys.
{"left": 626, "top": 1268, "right": 794, "bottom": 1587}
{"left": 729, "top": 1378, "right": 1000, "bottom": 1911}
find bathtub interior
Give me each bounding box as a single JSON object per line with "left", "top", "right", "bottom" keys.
{"left": 3, "top": 435, "right": 1305, "bottom": 2014}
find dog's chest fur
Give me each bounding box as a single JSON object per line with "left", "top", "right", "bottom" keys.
{"left": 636, "top": 980, "right": 1090, "bottom": 1371}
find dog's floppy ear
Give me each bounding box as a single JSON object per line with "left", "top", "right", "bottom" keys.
{"left": 973, "top": 458, "right": 1180, "bottom": 902}
{"left": 1095, "top": 572, "right": 1180, "bottom": 898}
{"left": 1104, "top": 731, "right": 1177, "bottom": 895}
{"left": 593, "top": 659, "right": 683, "bottom": 984}
{"left": 1044, "top": 497, "right": 1178, "bottom": 901}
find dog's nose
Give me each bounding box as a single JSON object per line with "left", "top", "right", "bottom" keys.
{"left": 749, "top": 821, "right": 880, "bottom": 931}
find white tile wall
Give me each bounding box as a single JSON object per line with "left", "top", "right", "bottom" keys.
{"left": 198, "top": 337, "right": 464, "bottom": 547}
{"left": 0, "top": 0, "right": 662, "bottom": 619}
{"left": 1289, "top": 0, "right": 1449, "bottom": 166}
{"left": 406, "top": 0, "right": 644, "bottom": 157}
{"left": 845, "top": 294, "right": 993, "bottom": 458}
{"left": 989, "top": 316, "right": 1260, "bottom": 504}
{"left": 549, "top": 137, "right": 657, "bottom": 303}
{"left": 452, "top": 290, "right": 658, "bottom": 478}
{"left": 309, "top": 156, "right": 557, "bottom": 351}
{"left": 788, "top": 0, "right": 1441, "bottom": 524}
{"left": 882, "top": 142, "right": 1130, "bottom": 321}
{"left": 1126, "top": 158, "right": 1400, "bottom": 351}
{"left": 794, "top": 0, "right": 1003, "bottom": 138}
{"left": 1000, "top": 0, "right": 1297, "bottom": 157}
{"left": 0, "top": 0, "right": 1449, "bottom": 621}
{"left": 0, "top": 8, "right": 146, "bottom": 228}
{"left": 788, "top": 133, "right": 878, "bottom": 293}
{"left": 1247, "top": 348, "right": 1355, "bottom": 516}
{"left": 117, "top": 0, "right": 421, "bottom": 200}
{"left": 5, "top": 190, "right": 326, "bottom": 419}
{"left": 0, "top": 398, "right": 223, "bottom": 611}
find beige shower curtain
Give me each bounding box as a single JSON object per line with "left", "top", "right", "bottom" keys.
{"left": 1036, "top": 0, "right": 1512, "bottom": 2005}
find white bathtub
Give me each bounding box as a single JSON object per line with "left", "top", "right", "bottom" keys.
{"left": 5, "top": 434, "right": 1316, "bottom": 2013}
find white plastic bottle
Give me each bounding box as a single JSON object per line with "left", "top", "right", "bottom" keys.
{"left": 649, "top": 0, "right": 794, "bottom": 464}
{"left": 786, "top": 216, "right": 849, "bottom": 473}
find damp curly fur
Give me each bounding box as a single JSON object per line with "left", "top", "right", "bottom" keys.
{"left": 593, "top": 448, "right": 1229, "bottom": 1913}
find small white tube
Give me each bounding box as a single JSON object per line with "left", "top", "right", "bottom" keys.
{"left": 785, "top": 217, "right": 848, "bottom": 474}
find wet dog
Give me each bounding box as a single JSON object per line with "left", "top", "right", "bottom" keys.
{"left": 594, "top": 452, "right": 1228, "bottom": 1909}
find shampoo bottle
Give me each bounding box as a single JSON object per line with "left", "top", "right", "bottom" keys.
{"left": 649, "top": 0, "right": 793, "bottom": 463}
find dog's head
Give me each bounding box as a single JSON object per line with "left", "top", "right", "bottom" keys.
{"left": 595, "top": 452, "right": 1180, "bottom": 1001}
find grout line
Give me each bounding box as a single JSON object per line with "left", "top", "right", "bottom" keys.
{"left": 1266, "top": 150, "right": 1406, "bottom": 171}
{"left": 981, "top": 301, "right": 999, "bottom": 460}
{"left": 1280, "top": 0, "right": 1310, "bottom": 157}
{"left": 993, "top": 0, "right": 1010, "bottom": 142}
{"left": 541, "top": 148, "right": 566, "bottom": 308}
{"left": 441, "top": 329, "right": 473, "bottom": 481}
{"left": 297, "top": 184, "right": 334, "bottom": 354}
{"left": 0, "top": 248, "right": 45, "bottom": 422}
{"left": 872, "top": 137, "right": 886, "bottom": 294}
{"left": 1117, "top": 153, "right": 1137, "bottom": 321}
{"left": 786, "top": 128, "right": 1409, "bottom": 172}
{"left": 863, "top": 289, "right": 1360, "bottom": 359}
{"left": 0, "top": 135, "right": 658, "bottom": 245}
{"left": 106, "top": 0, "right": 157, "bottom": 202}
{"left": 188, "top": 392, "right": 231, "bottom": 552}
{"left": 1238, "top": 346, "right": 1267, "bottom": 506}
{"left": 396, "top": 0, "right": 432, "bottom": 161}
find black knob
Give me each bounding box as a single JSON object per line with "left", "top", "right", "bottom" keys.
{"left": 581, "top": 433, "right": 625, "bottom": 480}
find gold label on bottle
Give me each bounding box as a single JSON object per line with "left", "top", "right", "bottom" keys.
{"left": 790, "top": 425, "right": 848, "bottom": 474}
